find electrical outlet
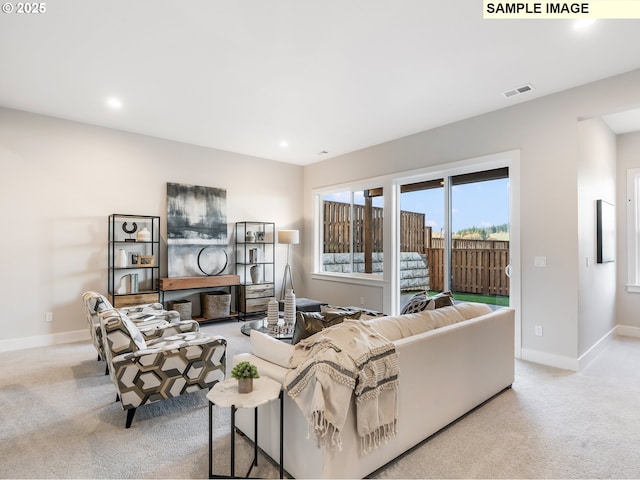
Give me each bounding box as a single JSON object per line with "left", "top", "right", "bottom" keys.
{"left": 535, "top": 325, "right": 543, "bottom": 336}
{"left": 45, "top": 312, "right": 53, "bottom": 322}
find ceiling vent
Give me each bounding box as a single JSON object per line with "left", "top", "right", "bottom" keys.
{"left": 503, "top": 83, "right": 535, "bottom": 98}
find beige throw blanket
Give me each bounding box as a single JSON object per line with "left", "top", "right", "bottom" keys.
{"left": 284, "top": 319, "right": 399, "bottom": 454}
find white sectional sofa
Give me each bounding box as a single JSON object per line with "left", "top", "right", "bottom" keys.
{"left": 232, "top": 302, "right": 515, "bottom": 479}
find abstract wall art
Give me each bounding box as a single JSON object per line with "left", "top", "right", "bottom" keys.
{"left": 167, "top": 182, "right": 229, "bottom": 277}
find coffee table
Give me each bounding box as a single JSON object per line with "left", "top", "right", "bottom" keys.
{"left": 240, "top": 316, "right": 295, "bottom": 341}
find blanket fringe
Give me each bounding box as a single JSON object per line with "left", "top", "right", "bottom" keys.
{"left": 310, "top": 410, "right": 343, "bottom": 451}
{"left": 361, "top": 420, "right": 397, "bottom": 454}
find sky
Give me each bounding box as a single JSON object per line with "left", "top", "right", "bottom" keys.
{"left": 402, "top": 178, "right": 510, "bottom": 233}
{"left": 324, "top": 178, "right": 510, "bottom": 234}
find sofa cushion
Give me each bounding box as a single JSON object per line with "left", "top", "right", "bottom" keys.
{"left": 292, "top": 310, "right": 362, "bottom": 345}
{"left": 367, "top": 305, "right": 466, "bottom": 342}
{"left": 250, "top": 330, "right": 294, "bottom": 368}
{"left": 453, "top": 302, "right": 493, "bottom": 319}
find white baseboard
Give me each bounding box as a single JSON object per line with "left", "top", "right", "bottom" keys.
{"left": 520, "top": 347, "right": 579, "bottom": 371}
{"left": 616, "top": 324, "right": 640, "bottom": 338}
{"left": 0, "top": 329, "right": 90, "bottom": 353}
{"left": 522, "top": 325, "right": 640, "bottom": 372}
{"left": 578, "top": 326, "right": 617, "bottom": 371}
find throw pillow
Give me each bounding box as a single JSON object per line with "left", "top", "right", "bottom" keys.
{"left": 400, "top": 292, "right": 433, "bottom": 314}
{"left": 431, "top": 291, "right": 455, "bottom": 308}
{"left": 250, "top": 330, "right": 294, "bottom": 368}
{"left": 292, "top": 310, "right": 362, "bottom": 345}
{"left": 321, "top": 304, "right": 387, "bottom": 321}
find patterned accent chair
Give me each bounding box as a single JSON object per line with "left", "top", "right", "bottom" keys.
{"left": 82, "top": 291, "right": 180, "bottom": 368}
{"left": 99, "top": 308, "right": 226, "bottom": 428}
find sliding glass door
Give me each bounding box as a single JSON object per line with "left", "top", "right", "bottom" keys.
{"left": 449, "top": 168, "right": 510, "bottom": 306}
{"left": 399, "top": 167, "right": 510, "bottom": 308}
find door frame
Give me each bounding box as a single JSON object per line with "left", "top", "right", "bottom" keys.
{"left": 393, "top": 150, "right": 521, "bottom": 359}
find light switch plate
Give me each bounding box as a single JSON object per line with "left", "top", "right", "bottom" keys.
{"left": 534, "top": 256, "right": 547, "bottom": 267}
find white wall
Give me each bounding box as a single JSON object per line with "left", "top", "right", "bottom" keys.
{"left": 616, "top": 131, "right": 640, "bottom": 329}
{"left": 577, "top": 118, "right": 617, "bottom": 359}
{"left": 0, "top": 107, "right": 303, "bottom": 350}
{"left": 303, "top": 68, "right": 640, "bottom": 370}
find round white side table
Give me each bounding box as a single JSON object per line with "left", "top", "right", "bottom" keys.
{"left": 207, "top": 377, "right": 283, "bottom": 478}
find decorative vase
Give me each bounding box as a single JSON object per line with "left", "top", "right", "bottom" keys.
{"left": 117, "top": 274, "right": 137, "bottom": 294}
{"left": 129, "top": 273, "right": 139, "bottom": 294}
{"left": 246, "top": 231, "right": 255, "bottom": 243}
{"left": 136, "top": 227, "right": 151, "bottom": 242}
{"left": 267, "top": 297, "right": 279, "bottom": 327}
{"left": 284, "top": 289, "right": 296, "bottom": 325}
{"left": 115, "top": 248, "right": 127, "bottom": 268}
{"left": 238, "top": 378, "right": 253, "bottom": 394}
{"left": 116, "top": 276, "right": 127, "bottom": 294}
{"left": 250, "top": 264, "right": 262, "bottom": 284}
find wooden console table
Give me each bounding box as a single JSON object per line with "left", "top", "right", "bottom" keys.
{"left": 159, "top": 275, "right": 240, "bottom": 322}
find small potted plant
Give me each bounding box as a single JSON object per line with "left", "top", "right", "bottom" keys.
{"left": 231, "top": 361, "right": 259, "bottom": 393}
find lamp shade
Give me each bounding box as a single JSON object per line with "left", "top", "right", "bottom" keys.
{"left": 278, "top": 229, "right": 299, "bottom": 245}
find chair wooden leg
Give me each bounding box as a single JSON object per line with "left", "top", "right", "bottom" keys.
{"left": 125, "top": 408, "right": 136, "bottom": 429}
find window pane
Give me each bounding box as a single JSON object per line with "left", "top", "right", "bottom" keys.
{"left": 322, "top": 192, "right": 352, "bottom": 273}
{"left": 450, "top": 173, "right": 510, "bottom": 306}
{"left": 320, "top": 188, "right": 383, "bottom": 276}
{"left": 400, "top": 180, "right": 444, "bottom": 309}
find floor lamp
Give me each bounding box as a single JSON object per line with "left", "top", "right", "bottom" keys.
{"left": 278, "top": 229, "right": 299, "bottom": 301}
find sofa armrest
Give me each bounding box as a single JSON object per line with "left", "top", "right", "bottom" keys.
{"left": 111, "top": 336, "right": 227, "bottom": 408}
{"left": 232, "top": 352, "right": 289, "bottom": 384}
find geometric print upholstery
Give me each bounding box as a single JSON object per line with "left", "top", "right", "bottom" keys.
{"left": 82, "top": 291, "right": 180, "bottom": 363}
{"left": 120, "top": 314, "right": 148, "bottom": 350}
{"left": 99, "top": 308, "right": 226, "bottom": 428}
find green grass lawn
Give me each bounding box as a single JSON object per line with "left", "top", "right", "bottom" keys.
{"left": 438, "top": 291, "right": 510, "bottom": 306}
{"left": 400, "top": 290, "right": 510, "bottom": 309}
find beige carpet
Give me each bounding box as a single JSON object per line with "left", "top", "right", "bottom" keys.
{"left": 1, "top": 320, "right": 640, "bottom": 479}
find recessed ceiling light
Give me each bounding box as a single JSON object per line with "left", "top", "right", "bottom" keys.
{"left": 107, "top": 97, "right": 123, "bottom": 110}
{"left": 280, "top": 141, "right": 289, "bottom": 148}
{"left": 574, "top": 19, "right": 596, "bottom": 30}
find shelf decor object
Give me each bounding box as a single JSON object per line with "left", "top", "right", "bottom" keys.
{"left": 121, "top": 221, "right": 138, "bottom": 242}
{"left": 278, "top": 229, "right": 299, "bottom": 301}
{"left": 284, "top": 289, "right": 295, "bottom": 325}
{"left": 267, "top": 297, "right": 279, "bottom": 327}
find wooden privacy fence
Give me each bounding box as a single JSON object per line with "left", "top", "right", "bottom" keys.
{"left": 426, "top": 247, "right": 510, "bottom": 296}
{"left": 323, "top": 201, "right": 510, "bottom": 296}
{"left": 323, "top": 201, "right": 383, "bottom": 253}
